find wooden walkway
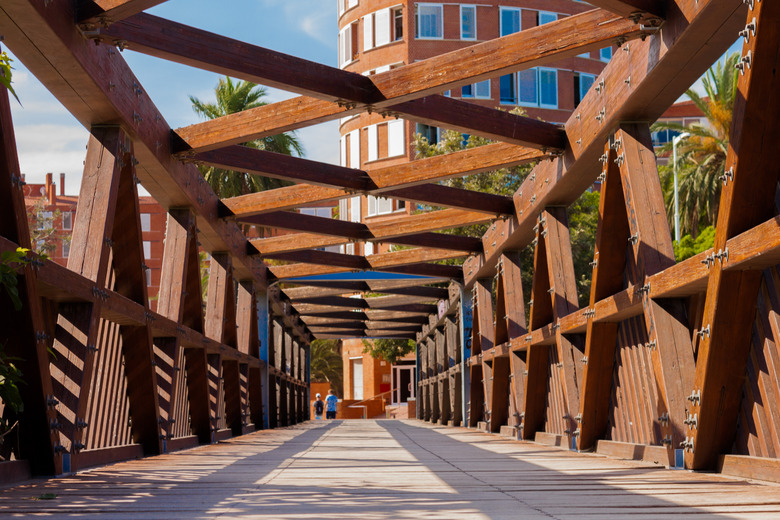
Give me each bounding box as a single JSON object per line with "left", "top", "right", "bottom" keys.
{"left": 1, "top": 420, "right": 779, "bottom": 519}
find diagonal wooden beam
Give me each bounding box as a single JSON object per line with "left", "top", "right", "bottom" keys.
{"left": 193, "top": 146, "right": 375, "bottom": 191}
{"left": 78, "top": 0, "right": 170, "bottom": 24}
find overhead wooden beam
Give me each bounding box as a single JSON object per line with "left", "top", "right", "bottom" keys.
{"left": 96, "top": 13, "right": 381, "bottom": 104}
{"left": 262, "top": 249, "right": 370, "bottom": 270}
{"left": 221, "top": 143, "right": 542, "bottom": 218}
{"left": 78, "top": 0, "right": 169, "bottom": 24}
{"left": 193, "top": 146, "right": 374, "bottom": 192}
{"left": 463, "top": 0, "right": 748, "bottom": 287}
{"left": 584, "top": 0, "right": 664, "bottom": 20}
{"left": 386, "top": 185, "right": 515, "bottom": 216}
{"left": 298, "top": 311, "right": 369, "bottom": 321}
{"left": 250, "top": 209, "right": 492, "bottom": 253}
{"left": 161, "top": 9, "right": 646, "bottom": 153}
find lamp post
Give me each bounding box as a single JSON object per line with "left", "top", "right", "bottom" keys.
{"left": 672, "top": 131, "right": 690, "bottom": 243}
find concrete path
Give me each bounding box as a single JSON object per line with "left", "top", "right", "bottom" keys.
{"left": 1, "top": 420, "right": 779, "bottom": 519}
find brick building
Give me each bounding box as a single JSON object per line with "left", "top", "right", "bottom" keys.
{"left": 23, "top": 173, "right": 168, "bottom": 311}
{"left": 336, "top": 0, "right": 609, "bottom": 406}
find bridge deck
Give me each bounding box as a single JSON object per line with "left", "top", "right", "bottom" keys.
{"left": 1, "top": 420, "right": 779, "bottom": 519}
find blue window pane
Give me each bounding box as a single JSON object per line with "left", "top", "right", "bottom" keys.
{"left": 600, "top": 46, "right": 612, "bottom": 62}
{"left": 539, "top": 69, "right": 557, "bottom": 108}
{"left": 417, "top": 5, "right": 443, "bottom": 38}
{"left": 500, "top": 9, "right": 520, "bottom": 36}
{"left": 475, "top": 80, "right": 490, "bottom": 98}
{"left": 579, "top": 74, "right": 595, "bottom": 101}
{"left": 500, "top": 74, "right": 516, "bottom": 104}
{"left": 538, "top": 12, "right": 557, "bottom": 25}
{"left": 518, "top": 69, "right": 537, "bottom": 105}
{"left": 461, "top": 84, "right": 474, "bottom": 98}
{"left": 461, "top": 6, "right": 476, "bottom": 39}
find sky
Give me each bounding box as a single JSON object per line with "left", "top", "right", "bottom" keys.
{"left": 6, "top": 1, "right": 741, "bottom": 195}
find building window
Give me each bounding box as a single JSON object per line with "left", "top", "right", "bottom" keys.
{"left": 415, "top": 123, "right": 439, "bottom": 144}
{"left": 461, "top": 5, "right": 476, "bottom": 40}
{"left": 600, "top": 46, "right": 613, "bottom": 62}
{"left": 338, "top": 21, "right": 359, "bottom": 67}
{"left": 367, "top": 195, "right": 394, "bottom": 217}
{"left": 574, "top": 73, "right": 596, "bottom": 106}
{"left": 143, "top": 240, "right": 151, "bottom": 259}
{"left": 62, "top": 211, "right": 72, "bottom": 231}
{"left": 375, "top": 8, "right": 391, "bottom": 47}
{"left": 39, "top": 211, "right": 53, "bottom": 230}
{"left": 387, "top": 119, "right": 405, "bottom": 157}
{"left": 516, "top": 68, "right": 558, "bottom": 109}
{"left": 538, "top": 11, "right": 557, "bottom": 25}
{"left": 539, "top": 68, "right": 558, "bottom": 109}
{"left": 393, "top": 7, "right": 403, "bottom": 41}
{"left": 652, "top": 121, "right": 682, "bottom": 147}
{"left": 500, "top": 7, "right": 521, "bottom": 37}
{"left": 363, "top": 13, "right": 374, "bottom": 51}
{"left": 140, "top": 213, "right": 151, "bottom": 232}
{"left": 62, "top": 240, "right": 70, "bottom": 258}
{"left": 146, "top": 268, "right": 152, "bottom": 287}
{"left": 415, "top": 4, "right": 443, "bottom": 39}
{"left": 461, "top": 80, "right": 490, "bottom": 99}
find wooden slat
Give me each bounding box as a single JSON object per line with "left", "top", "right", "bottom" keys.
{"left": 585, "top": 0, "right": 664, "bottom": 19}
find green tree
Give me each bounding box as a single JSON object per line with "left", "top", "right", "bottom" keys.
{"left": 190, "top": 77, "right": 304, "bottom": 198}
{"left": 309, "top": 339, "right": 343, "bottom": 394}
{"left": 26, "top": 197, "right": 62, "bottom": 258}
{"left": 362, "top": 338, "right": 415, "bottom": 365}
{"left": 652, "top": 52, "right": 739, "bottom": 238}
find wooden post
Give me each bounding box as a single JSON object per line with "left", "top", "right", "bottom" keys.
{"left": 0, "top": 82, "right": 58, "bottom": 475}
{"left": 688, "top": 0, "right": 780, "bottom": 470}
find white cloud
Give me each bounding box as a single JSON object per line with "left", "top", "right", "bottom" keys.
{"left": 14, "top": 124, "right": 89, "bottom": 193}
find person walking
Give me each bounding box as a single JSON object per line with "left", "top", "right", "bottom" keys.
{"left": 313, "top": 393, "right": 324, "bottom": 420}
{"left": 325, "top": 389, "right": 338, "bottom": 420}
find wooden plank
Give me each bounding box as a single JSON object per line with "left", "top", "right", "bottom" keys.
{"left": 596, "top": 440, "right": 669, "bottom": 466}
{"left": 616, "top": 125, "right": 693, "bottom": 455}
{"left": 690, "top": 0, "right": 780, "bottom": 470}
{"left": 719, "top": 454, "right": 780, "bottom": 484}
{"left": 522, "top": 223, "right": 552, "bottom": 440}
{"left": 543, "top": 207, "right": 583, "bottom": 438}
{"left": 577, "top": 142, "right": 629, "bottom": 451}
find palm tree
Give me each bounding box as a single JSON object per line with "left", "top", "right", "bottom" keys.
{"left": 190, "top": 77, "right": 304, "bottom": 198}
{"left": 309, "top": 339, "right": 343, "bottom": 394}
{"left": 652, "top": 52, "right": 739, "bottom": 238}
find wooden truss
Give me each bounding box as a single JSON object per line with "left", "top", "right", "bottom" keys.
{"left": 1, "top": 0, "right": 779, "bottom": 479}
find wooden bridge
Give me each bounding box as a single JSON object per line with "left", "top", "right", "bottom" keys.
{"left": 1, "top": 0, "right": 780, "bottom": 509}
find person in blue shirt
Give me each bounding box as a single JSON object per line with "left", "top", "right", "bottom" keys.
{"left": 325, "top": 389, "right": 338, "bottom": 419}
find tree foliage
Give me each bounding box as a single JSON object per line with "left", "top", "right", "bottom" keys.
{"left": 362, "top": 338, "right": 415, "bottom": 365}
{"left": 310, "top": 339, "right": 343, "bottom": 394}
{"left": 673, "top": 226, "right": 715, "bottom": 262}
{"left": 190, "top": 77, "right": 304, "bottom": 198}
{"left": 0, "top": 51, "right": 19, "bottom": 103}
{"left": 652, "top": 52, "right": 739, "bottom": 238}
{"left": 26, "top": 198, "right": 63, "bottom": 258}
